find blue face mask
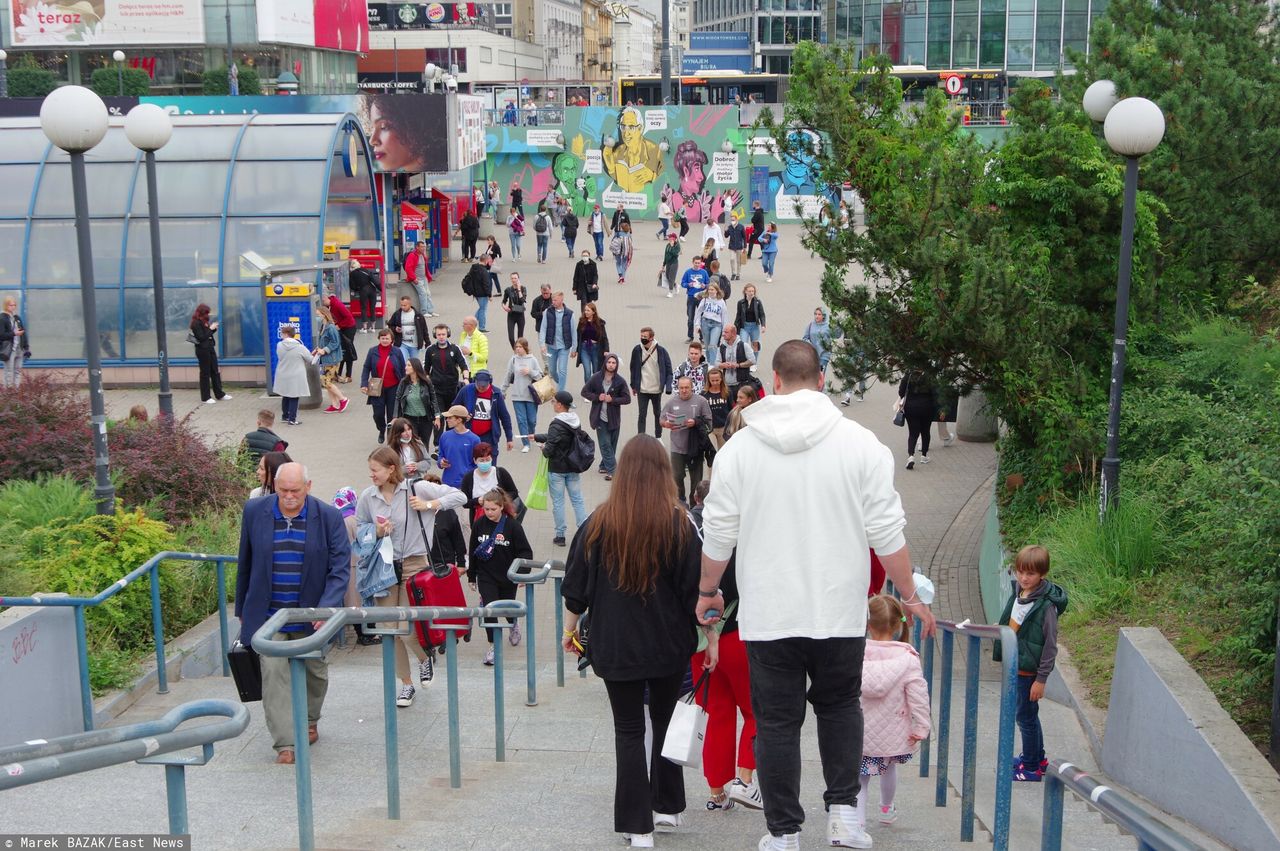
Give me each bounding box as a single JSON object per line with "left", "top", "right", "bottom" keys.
{"left": 477, "top": 461, "right": 493, "bottom": 473}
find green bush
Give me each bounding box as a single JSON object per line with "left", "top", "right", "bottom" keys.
{"left": 88, "top": 67, "right": 151, "bottom": 98}
{"left": 0, "top": 475, "right": 94, "bottom": 539}
{"left": 202, "top": 64, "right": 262, "bottom": 96}
{"left": 8, "top": 67, "right": 58, "bottom": 98}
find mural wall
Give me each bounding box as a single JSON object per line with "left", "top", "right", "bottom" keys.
{"left": 481, "top": 106, "right": 836, "bottom": 223}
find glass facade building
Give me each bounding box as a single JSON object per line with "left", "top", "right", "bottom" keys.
{"left": 827, "top": 0, "right": 1108, "bottom": 72}
{"left": 0, "top": 113, "right": 378, "bottom": 367}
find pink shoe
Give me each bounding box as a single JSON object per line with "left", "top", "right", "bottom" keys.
{"left": 324, "top": 405, "right": 339, "bottom": 413}
{"left": 338, "top": 398, "right": 350, "bottom": 413}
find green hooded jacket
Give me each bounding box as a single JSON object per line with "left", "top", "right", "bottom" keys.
{"left": 993, "top": 579, "right": 1069, "bottom": 679}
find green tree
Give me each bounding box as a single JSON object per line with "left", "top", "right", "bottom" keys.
{"left": 1066, "top": 0, "right": 1280, "bottom": 305}
{"left": 766, "top": 45, "right": 1159, "bottom": 480}
{"left": 8, "top": 67, "right": 59, "bottom": 98}
{"left": 202, "top": 63, "right": 262, "bottom": 96}
{"left": 88, "top": 67, "right": 152, "bottom": 97}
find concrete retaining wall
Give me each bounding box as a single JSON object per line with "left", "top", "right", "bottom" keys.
{"left": 1102, "top": 628, "right": 1280, "bottom": 850}
{"left": 0, "top": 605, "right": 84, "bottom": 747}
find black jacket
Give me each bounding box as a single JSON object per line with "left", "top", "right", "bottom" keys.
{"left": 535, "top": 415, "right": 582, "bottom": 475}
{"left": 502, "top": 286, "right": 528, "bottom": 313}
{"left": 562, "top": 212, "right": 579, "bottom": 238}
{"left": 581, "top": 370, "right": 632, "bottom": 431}
{"left": 562, "top": 509, "right": 701, "bottom": 680}
{"left": 725, "top": 223, "right": 747, "bottom": 250}
{"left": 425, "top": 341, "right": 470, "bottom": 390}
{"left": 189, "top": 319, "right": 217, "bottom": 352}
{"left": 610, "top": 208, "right": 631, "bottom": 232}
{"left": 572, "top": 260, "right": 600, "bottom": 303}
{"left": 628, "top": 343, "right": 673, "bottom": 395}
{"left": 242, "top": 427, "right": 287, "bottom": 461}
{"left": 899, "top": 372, "right": 939, "bottom": 415}
{"left": 460, "top": 213, "right": 480, "bottom": 239}
{"left": 750, "top": 207, "right": 765, "bottom": 235}
{"left": 0, "top": 313, "right": 31, "bottom": 356}
{"left": 396, "top": 377, "right": 441, "bottom": 421}
{"left": 735, "top": 296, "right": 767, "bottom": 328}
{"left": 530, "top": 293, "right": 555, "bottom": 331}
{"left": 467, "top": 513, "right": 533, "bottom": 584}
{"left": 350, "top": 266, "right": 378, "bottom": 296}
{"left": 432, "top": 509, "right": 466, "bottom": 568}
{"left": 386, "top": 306, "right": 429, "bottom": 349}
{"left": 462, "top": 263, "right": 491, "bottom": 297}
{"left": 459, "top": 466, "right": 520, "bottom": 518}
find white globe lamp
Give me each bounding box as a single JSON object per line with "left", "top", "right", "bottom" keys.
{"left": 39, "top": 86, "right": 110, "bottom": 153}
{"left": 124, "top": 103, "right": 173, "bottom": 152}
{"left": 1082, "top": 79, "right": 1118, "bottom": 123}
{"left": 1103, "top": 97, "right": 1166, "bottom": 157}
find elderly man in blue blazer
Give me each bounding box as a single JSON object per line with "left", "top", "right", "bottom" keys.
{"left": 236, "top": 462, "right": 350, "bottom": 764}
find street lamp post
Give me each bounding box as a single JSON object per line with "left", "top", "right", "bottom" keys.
{"left": 125, "top": 104, "right": 174, "bottom": 421}
{"left": 39, "top": 86, "right": 115, "bottom": 515}
{"left": 1083, "top": 81, "right": 1165, "bottom": 519}
{"left": 0, "top": 50, "right": 9, "bottom": 99}
{"left": 113, "top": 50, "right": 125, "bottom": 95}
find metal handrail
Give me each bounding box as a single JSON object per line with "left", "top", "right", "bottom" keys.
{"left": 0, "top": 698, "right": 248, "bottom": 834}
{"left": 508, "top": 558, "right": 557, "bottom": 705}
{"left": 251, "top": 601, "right": 529, "bottom": 851}
{"left": 1041, "top": 761, "right": 1208, "bottom": 851}
{"left": 0, "top": 551, "right": 238, "bottom": 731}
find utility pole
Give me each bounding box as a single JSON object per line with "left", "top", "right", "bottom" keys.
{"left": 660, "top": 0, "right": 672, "bottom": 104}
{"left": 225, "top": 0, "right": 234, "bottom": 91}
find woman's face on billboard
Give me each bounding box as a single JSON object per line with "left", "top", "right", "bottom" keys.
{"left": 368, "top": 103, "right": 415, "bottom": 172}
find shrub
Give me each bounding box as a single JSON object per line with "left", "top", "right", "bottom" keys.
{"left": 0, "top": 474, "right": 94, "bottom": 538}
{"left": 88, "top": 67, "right": 151, "bottom": 98}
{"left": 202, "top": 64, "right": 262, "bottom": 96}
{"left": 0, "top": 375, "right": 91, "bottom": 482}
{"left": 8, "top": 67, "right": 58, "bottom": 98}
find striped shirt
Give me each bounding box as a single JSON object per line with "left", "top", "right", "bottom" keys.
{"left": 270, "top": 498, "right": 309, "bottom": 633}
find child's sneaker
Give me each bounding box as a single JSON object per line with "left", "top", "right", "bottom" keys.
{"left": 1011, "top": 755, "right": 1048, "bottom": 773}
{"left": 878, "top": 804, "right": 897, "bottom": 825}
{"left": 1012, "top": 765, "right": 1044, "bottom": 782}
{"left": 827, "top": 803, "right": 873, "bottom": 848}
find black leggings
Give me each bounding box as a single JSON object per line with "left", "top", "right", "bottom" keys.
{"left": 602, "top": 672, "right": 687, "bottom": 835}
{"left": 339, "top": 326, "right": 358, "bottom": 378}
{"left": 905, "top": 407, "right": 933, "bottom": 457}
{"left": 477, "top": 574, "right": 518, "bottom": 643}
{"left": 506, "top": 312, "right": 526, "bottom": 348}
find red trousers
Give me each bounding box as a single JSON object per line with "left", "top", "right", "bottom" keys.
{"left": 690, "top": 629, "right": 756, "bottom": 788}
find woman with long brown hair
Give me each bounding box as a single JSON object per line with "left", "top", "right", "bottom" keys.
{"left": 561, "top": 435, "right": 712, "bottom": 848}
{"left": 190, "top": 303, "right": 231, "bottom": 404}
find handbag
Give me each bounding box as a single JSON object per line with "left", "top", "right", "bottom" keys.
{"left": 367, "top": 352, "right": 389, "bottom": 396}
{"left": 0, "top": 339, "right": 11, "bottom": 363}
{"left": 226, "top": 640, "right": 263, "bottom": 702}
{"left": 185, "top": 331, "right": 198, "bottom": 345}
{"left": 525, "top": 456, "right": 550, "bottom": 511}
{"left": 893, "top": 408, "right": 906, "bottom": 428}
{"left": 530, "top": 373, "right": 557, "bottom": 404}
{"left": 661, "top": 670, "right": 712, "bottom": 767}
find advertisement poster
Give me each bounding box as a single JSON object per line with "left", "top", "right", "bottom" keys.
{"left": 454, "top": 94, "right": 486, "bottom": 169}
{"left": 257, "top": 0, "right": 368, "bottom": 52}
{"left": 10, "top": 0, "right": 205, "bottom": 46}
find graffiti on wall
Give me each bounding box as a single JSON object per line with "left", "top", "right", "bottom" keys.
{"left": 482, "top": 106, "right": 833, "bottom": 223}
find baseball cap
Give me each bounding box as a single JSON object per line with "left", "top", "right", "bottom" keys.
{"left": 667, "top": 232, "right": 678, "bottom": 240}
{"left": 474, "top": 370, "right": 492, "bottom": 384}
{"left": 553, "top": 390, "right": 574, "bottom": 408}
{"left": 445, "top": 405, "right": 471, "bottom": 419}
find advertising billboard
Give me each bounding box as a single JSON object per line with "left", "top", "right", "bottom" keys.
{"left": 257, "top": 0, "right": 369, "bottom": 51}
{"left": 10, "top": 0, "right": 205, "bottom": 46}
{"left": 688, "top": 31, "right": 751, "bottom": 51}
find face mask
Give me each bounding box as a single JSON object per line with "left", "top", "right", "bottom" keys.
{"left": 399, "top": 435, "right": 412, "bottom": 444}
{"left": 477, "top": 461, "right": 493, "bottom": 473}
{"left": 640, "top": 338, "right": 651, "bottom": 345}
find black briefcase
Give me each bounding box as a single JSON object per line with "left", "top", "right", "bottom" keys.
{"left": 227, "top": 640, "right": 263, "bottom": 702}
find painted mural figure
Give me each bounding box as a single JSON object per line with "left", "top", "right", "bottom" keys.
{"left": 667, "top": 141, "right": 742, "bottom": 226}
{"left": 601, "top": 106, "right": 664, "bottom": 194}
{"left": 551, "top": 151, "right": 598, "bottom": 219}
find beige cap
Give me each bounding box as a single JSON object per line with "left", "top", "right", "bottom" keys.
{"left": 444, "top": 405, "right": 471, "bottom": 420}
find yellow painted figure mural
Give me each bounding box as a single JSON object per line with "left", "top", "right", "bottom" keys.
{"left": 602, "top": 106, "right": 664, "bottom": 193}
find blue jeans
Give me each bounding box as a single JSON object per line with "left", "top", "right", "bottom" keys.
{"left": 412, "top": 280, "right": 434, "bottom": 315}
{"left": 741, "top": 322, "right": 761, "bottom": 349}
{"left": 762, "top": 252, "right": 777, "bottom": 277}
{"left": 614, "top": 255, "right": 630, "bottom": 279}
{"left": 399, "top": 344, "right": 420, "bottom": 366}
{"left": 701, "top": 320, "right": 722, "bottom": 364}
{"left": 596, "top": 427, "right": 619, "bottom": 473}
{"left": 2, "top": 350, "right": 23, "bottom": 388}
{"left": 281, "top": 396, "right": 299, "bottom": 423}
{"left": 656, "top": 218, "right": 669, "bottom": 238}
{"left": 546, "top": 345, "right": 570, "bottom": 391}
{"left": 548, "top": 471, "right": 586, "bottom": 538}
{"left": 475, "top": 296, "right": 490, "bottom": 332}
{"left": 510, "top": 233, "right": 523, "bottom": 259}
{"left": 536, "top": 234, "right": 549, "bottom": 262}
{"left": 513, "top": 399, "right": 537, "bottom": 448}
{"left": 564, "top": 234, "right": 576, "bottom": 255}
{"left": 1015, "top": 674, "right": 1045, "bottom": 765}
{"left": 592, "top": 231, "right": 605, "bottom": 258}
{"left": 579, "top": 343, "right": 600, "bottom": 382}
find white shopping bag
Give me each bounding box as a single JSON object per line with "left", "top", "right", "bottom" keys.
{"left": 661, "top": 671, "right": 711, "bottom": 768}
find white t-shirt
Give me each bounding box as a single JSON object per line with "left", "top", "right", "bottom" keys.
{"left": 399, "top": 310, "right": 417, "bottom": 348}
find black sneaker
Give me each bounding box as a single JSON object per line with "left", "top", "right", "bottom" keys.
{"left": 553, "top": 536, "right": 566, "bottom": 546}
{"left": 419, "top": 654, "right": 434, "bottom": 686}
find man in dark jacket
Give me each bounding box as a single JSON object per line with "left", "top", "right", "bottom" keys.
{"left": 451, "top": 369, "right": 515, "bottom": 461}
{"left": 610, "top": 203, "right": 631, "bottom": 235}
{"left": 425, "top": 324, "right": 471, "bottom": 447}
{"left": 572, "top": 253, "right": 600, "bottom": 306}
{"left": 581, "top": 352, "right": 631, "bottom": 479}
{"left": 242, "top": 409, "right": 288, "bottom": 461}
{"left": 236, "top": 462, "right": 349, "bottom": 764}
{"left": 533, "top": 391, "right": 589, "bottom": 546}
{"left": 530, "top": 283, "right": 555, "bottom": 334}
{"left": 349, "top": 261, "right": 380, "bottom": 332}
{"left": 629, "top": 328, "right": 673, "bottom": 438}
{"left": 562, "top": 210, "right": 579, "bottom": 256}
{"left": 459, "top": 210, "right": 481, "bottom": 261}
{"left": 385, "top": 295, "right": 429, "bottom": 362}
{"left": 747, "top": 200, "right": 765, "bottom": 259}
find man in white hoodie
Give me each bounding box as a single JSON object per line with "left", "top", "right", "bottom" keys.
{"left": 698, "top": 340, "right": 937, "bottom": 851}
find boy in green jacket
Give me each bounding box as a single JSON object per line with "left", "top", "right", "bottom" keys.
{"left": 996, "top": 544, "right": 1068, "bottom": 781}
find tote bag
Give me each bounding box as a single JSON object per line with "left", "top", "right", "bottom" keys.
{"left": 525, "top": 456, "right": 550, "bottom": 511}
{"left": 661, "top": 670, "right": 711, "bottom": 767}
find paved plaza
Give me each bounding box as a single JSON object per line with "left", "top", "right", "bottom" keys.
{"left": 3, "top": 224, "right": 1179, "bottom": 849}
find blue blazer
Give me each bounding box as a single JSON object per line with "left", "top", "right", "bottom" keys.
{"left": 360, "top": 345, "right": 407, "bottom": 392}
{"left": 452, "top": 382, "right": 514, "bottom": 445}
{"left": 235, "top": 494, "right": 351, "bottom": 644}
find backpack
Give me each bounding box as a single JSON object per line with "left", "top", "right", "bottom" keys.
{"left": 609, "top": 234, "right": 624, "bottom": 256}
{"left": 564, "top": 427, "right": 596, "bottom": 474}
{"left": 534, "top": 214, "right": 548, "bottom": 234}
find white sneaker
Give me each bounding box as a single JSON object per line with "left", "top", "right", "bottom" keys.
{"left": 878, "top": 804, "right": 897, "bottom": 825}
{"left": 521, "top": 445, "right": 530, "bottom": 453}
{"left": 483, "top": 648, "right": 495, "bottom": 666}
{"left": 943, "top": 434, "right": 956, "bottom": 446}
{"left": 727, "top": 778, "right": 764, "bottom": 810}
{"left": 395, "top": 683, "right": 415, "bottom": 708}
{"left": 905, "top": 455, "right": 915, "bottom": 470}
{"left": 204, "top": 398, "right": 217, "bottom": 405}
{"left": 666, "top": 291, "right": 674, "bottom": 298}
{"left": 758, "top": 833, "right": 800, "bottom": 851}
{"left": 919, "top": 455, "right": 931, "bottom": 464}
{"left": 624, "top": 834, "right": 654, "bottom": 848}
{"left": 509, "top": 622, "right": 521, "bottom": 646}
{"left": 652, "top": 812, "right": 682, "bottom": 829}
{"left": 766, "top": 276, "right": 773, "bottom": 283}
{"left": 828, "top": 803, "right": 873, "bottom": 848}
{"left": 220, "top": 394, "right": 233, "bottom": 401}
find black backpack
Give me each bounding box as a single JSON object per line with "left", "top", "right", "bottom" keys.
{"left": 564, "top": 427, "right": 596, "bottom": 473}
{"left": 535, "top": 214, "right": 549, "bottom": 234}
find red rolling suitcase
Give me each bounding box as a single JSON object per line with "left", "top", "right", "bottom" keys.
{"left": 407, "top": 564, "right": 472, "bottom": 650}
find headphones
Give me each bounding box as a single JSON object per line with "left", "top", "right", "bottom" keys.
{"left": 434, "top": 325, "right": 451, "bottom": 339}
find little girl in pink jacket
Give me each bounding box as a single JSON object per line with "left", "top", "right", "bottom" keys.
{"left": 858, "top": 594, "right": 932, "bottom": 831}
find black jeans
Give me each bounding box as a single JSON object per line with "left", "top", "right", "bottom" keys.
{"left": 670, "top": 450, "right": 703, "bottom": 503}
{"left": 506, "top": 312, "right": 526, "bottom": 349}
{"left": 431, "top": 384, "right": 458, "bottom": 446}
{"left": 637, "top": 392, "right": 663, "bottom": 437}
{"left": 339, "top": 326, "right": 358, "bottom": 378}
{"left": 371, "top": 386, "right": 398, "bottom": 440}
{"left": 905, "top": 406, "right": 933, "bottom": 457}
{"left": 602, "top": 672, "right": 687, "bottom": 835}
{"left": 476, "top": 574, "right": 518, "bottom": 643}
{"left": 195, "top": 347, "right": 224, "bottom": 402}
{"left": 462, "top": 236, "right": 477, "bottom": 260}
{"left": 357, "top": 290, "right": 377, "bottom": 326}
{"left": 746, "top": 637, "right": 866, "bottom": 837}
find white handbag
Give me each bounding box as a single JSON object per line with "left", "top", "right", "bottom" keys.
{"left": 661, "top": 670, "right": 711, "bottom": 768}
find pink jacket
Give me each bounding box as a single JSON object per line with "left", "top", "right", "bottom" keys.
{"left": 860, "top": 639, "right": 932, "bottom": 758}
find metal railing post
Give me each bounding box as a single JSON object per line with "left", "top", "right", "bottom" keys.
{"left": 74, "top": 604, "right": 94, "bottom": 731}
{"left": 993, "top": 632, "right": 1018, "bottom": 851}
{"left": 935, "top": 629, "right": 953, "bottom": 807}
{"left": 960, "top": 632, "right": 981, "bottom": 841}
{"left": 553, "top": 575, "right": 565, "bottom": 688}
{"left": 290, "top": 657, "right": 315, "bottom": 851}
{"left": 163, "top": 764, "right": 189, "bottom": 834}
{"left": 445, "top": 629, "right": 462, "bottom": 789}
{"left": 216, "top": 559, "right": 231, "bottom": 677}
{"left": 523, "top": 582, "right": 537, "bottom": 706}
{"left": 493, "top": 630, "right": 506, "bottom": 761}
{"left": 1041, "top": 771, "right": 1064, "bottom": 851}
{"left": 381, "top": 631, "right": 400, "bottom": 820}
{"left": 920, "top": 625, "right": 934, "bottom": 778}
{"left": 150, "top": 564, "right": 168, "bottom": 694}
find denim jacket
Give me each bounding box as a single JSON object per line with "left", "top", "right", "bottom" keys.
{"left": 354, "top": 521, "right": 397, "bottom": 605}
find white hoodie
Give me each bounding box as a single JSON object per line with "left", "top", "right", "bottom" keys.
{"left": 701, "top": 388, "right": 907, "bottom": 640}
